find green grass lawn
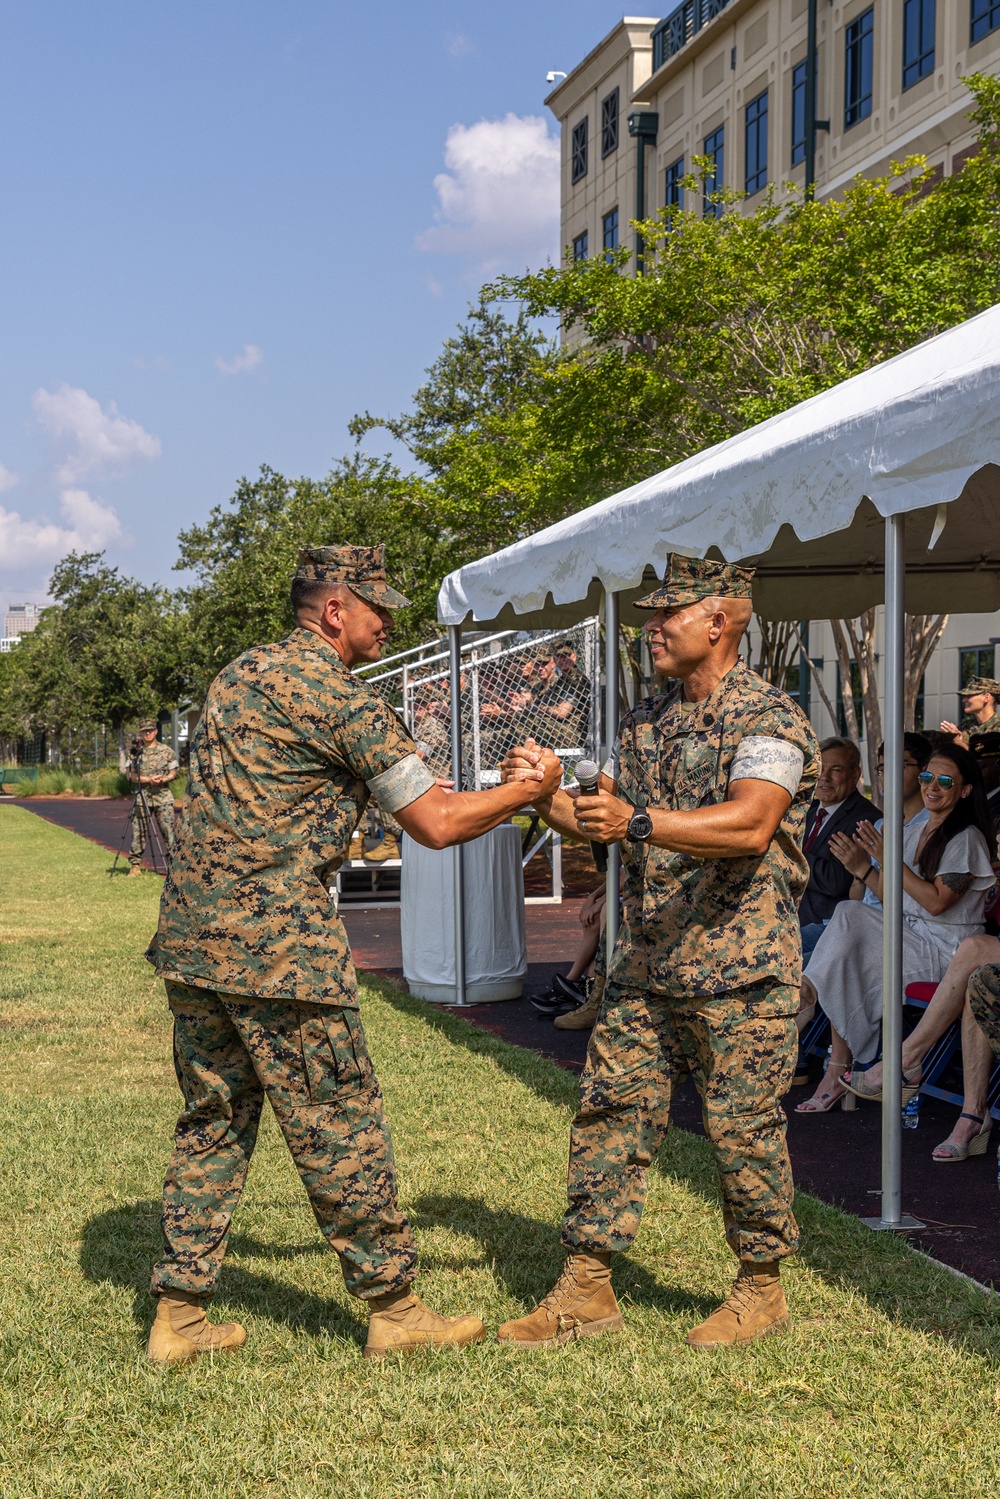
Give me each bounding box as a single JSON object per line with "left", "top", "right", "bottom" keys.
{"left": 2, "top": 805, "right": 1000, "bottom": 1497}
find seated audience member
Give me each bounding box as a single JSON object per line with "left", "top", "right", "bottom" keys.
{"left": 941, "top": 675, "right": 1000, "bottom": 747}
{"left": 855, "top": 734, "right": 932, "bottom": 911}
{"left": 969, "top": 731, "right": 1000, "bottom": 829}
{"left": 795, "top": 743, "right": 996, "bottom": 1113}
{"left": 798, "top": 736, "right": 879, "bottom": 964}
{"left": 842, "top": 932, "right": 1000, "bottom": 1159}
{"left": 530, "top": 883, "right": 607, "bottom": 1017}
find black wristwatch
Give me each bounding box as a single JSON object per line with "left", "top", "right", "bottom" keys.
{"left": 627, "top": 806, "right": 653, "bottom": 841}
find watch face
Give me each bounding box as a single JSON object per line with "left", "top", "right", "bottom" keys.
{"left": 629, "top": 811, "right": 653, "bottom": 840}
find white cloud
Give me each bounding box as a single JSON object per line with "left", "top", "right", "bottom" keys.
{"left": 445, "top": 31, "right": 476, "bottom": 58}
{"left": 0, "top": 464, "right": 18, "bottom": 492}
{"left": 0, "top": 489, "right": 123, "bottom": 571}
{"left": 33, "top": 384, "right": 161, "bottom": 485}
{"left": 215, "top": 343, "right": 264, "bottom": 375}
{"left": 418, "top": 113, "right": 560, "bottom": 275}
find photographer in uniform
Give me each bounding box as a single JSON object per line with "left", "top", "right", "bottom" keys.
{"left": 144, "top": 544, "right": 561, "bottom": 1365}
{"left": 126, "top": 718, "right": 178, "bottom": 876}
{"left": 499, "top": 555, "right": 819, "bottom": 1351}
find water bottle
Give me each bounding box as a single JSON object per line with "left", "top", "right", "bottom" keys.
{"left": 901, "top": 1093, "right": 920, "bottom": 1130}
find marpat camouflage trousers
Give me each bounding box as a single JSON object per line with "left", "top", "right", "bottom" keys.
{"left": 130, "top": 787, "right": 176, "bottom": 863}
{"left": 562, "top": 984, "right": 799, "bottom": 1263}
{"left": 968, "top": 963, "right": 1000, "bottom": 1057}
{"left": 150, "top": 980, "right": 416, "bottom": 1300}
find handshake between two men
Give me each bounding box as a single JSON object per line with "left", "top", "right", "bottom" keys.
{"left": 501, "top": 738, "right": 634, "bottom": 845}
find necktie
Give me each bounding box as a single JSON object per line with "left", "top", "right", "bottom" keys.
{"left": 804, "top": 807, "right": 827, "bottom": 853}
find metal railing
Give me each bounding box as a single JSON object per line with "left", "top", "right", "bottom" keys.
{"left": 651, "top": 0, "right": 732, "bottom": 70}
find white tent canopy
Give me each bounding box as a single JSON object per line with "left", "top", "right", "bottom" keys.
{"left": 436, "top": 301, "right": 1000, "bottom": 1233}
{"left": 438, "top": 303, "right": 1000, "bottom": 628}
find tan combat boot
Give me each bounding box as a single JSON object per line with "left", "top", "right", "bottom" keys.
{"left": 364, "top": 1289, "right": 485, "bottom": 1359}
{"left": 686, "top": 1262, "right": 789, "bottom": 1348}
{"left": 364, "top": 834, "right": 399, "bottom": 863}
{"left": 128, "top": 865, "right": 143, "bottom": 878}
{"left": 497, "top": 1251, "right": 623, "bottom": 1350}
{"left": 147, "top": 1292, "right": 247, "bottom": 1366}
{"left": 554, "top": 976, "right": 604, "bottom": 1031}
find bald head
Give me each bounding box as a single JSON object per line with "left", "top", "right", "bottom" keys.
{"left": 701, "top": 595, "right": 753, "bottom": 642}
{"left": 644, "top": 594, "right": 754, "bottom": 698}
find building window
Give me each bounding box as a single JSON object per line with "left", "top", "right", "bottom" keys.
{"left": 601, "top": 88, "right": 620, "bottom": 157}
{"left": 745, "top": 90, "right": 768, "bottom": 194}
{"left": 844, "top": 7, "right": 874, "bottom": 129}
{"left": 971, "top": 0, "right": 1000, "bottom": 43}
{"left": 703, "top": 125, "right": 724, "bottom": 217}
{"left": 903, "top": 0, "right": 936, "bottom": 89}
{"left": 665, "top": 156, "right": 685, "bottom": 211}
{"left": 960, "top": 646, "right": 996, "bottom": 689}
{"left": 602, "top": 208, "right": 619, "bottom": 255}
{"left": 571, "top": 117, "right": 588, "bottom": 183}
{"left": 572, "top": 230, "right": 589, "bottom": 261}
{"left": 791, "top": 59, "right": 807, "bottom": 166}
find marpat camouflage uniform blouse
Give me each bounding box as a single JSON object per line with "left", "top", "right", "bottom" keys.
{"left": 147, "top": 627, "right": 434, "bottom": 1007}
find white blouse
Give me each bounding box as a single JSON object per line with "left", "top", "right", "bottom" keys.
{"left": 902, "top": 821, "right": 995, "bottom": 955}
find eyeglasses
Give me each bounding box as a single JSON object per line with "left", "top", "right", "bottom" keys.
{"left": 918, "top": 772, "right": 956, "bottom": 789}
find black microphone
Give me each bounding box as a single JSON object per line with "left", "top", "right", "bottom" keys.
{"left": 575, "top": 758, "right": 607, "bottom": 873}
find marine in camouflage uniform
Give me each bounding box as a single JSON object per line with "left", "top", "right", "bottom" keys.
{"left": 967, "top": 962, "right": 1000, "bottom": 1061}
{"left": 497, "top": 554, "right": 819, "bottom": 1351}
{"left": 145, "top": 543, "right": 561, "bottom": 1365}
{"left": 127, "top": 719, "right": 178, "bottom": 871}
{"left": 944, "top": 676, "right": 1000, "bottom": 744}
{"left": 529, "top": 653, "right": 591, "bottom": 753}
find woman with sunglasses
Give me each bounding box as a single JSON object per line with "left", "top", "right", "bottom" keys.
{"left": 795, "top": 745, "right": 996, "bottom": 1113}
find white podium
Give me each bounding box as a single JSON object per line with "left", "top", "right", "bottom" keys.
{"left": 401, "top": 824, "right": 526, "bottom": 1004}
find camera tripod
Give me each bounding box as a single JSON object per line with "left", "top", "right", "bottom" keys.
{"left": 110, "top": 743, "right": 171, "bottom": 879}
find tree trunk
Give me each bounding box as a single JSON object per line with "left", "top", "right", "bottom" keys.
{"left": 754, "top": 618, "right": 799, "bottom": 689}
{"left": 905, "top": 613, "right": 949, "bottom": 730}
{"left": 829, "top": 620, "right": 860, "bottom": 743}
{"left": 790, "top": 624, "right": 839, "bottom": 731}
{"left": 831, "top": 612, "right": 882, "bottom": 792}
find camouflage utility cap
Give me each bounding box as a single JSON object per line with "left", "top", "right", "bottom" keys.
{"left": 295, "top": 543, "right": 410, "bottom": 610}
{"left": 138, "top": 718, "right": 158, "bottom": 732}
{"left": 634, "top": 553, "right": 755, "bottom": 610}
{"left": 960, "top": 676, "right": 1000, "bottom": 698}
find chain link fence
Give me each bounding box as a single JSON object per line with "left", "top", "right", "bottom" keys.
{"left": 359, "top": 620, "right": 601, "bottom": 788}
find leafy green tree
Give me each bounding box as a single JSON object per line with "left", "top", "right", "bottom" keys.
{"left": 176, "top": 455, "right": 456, "bottom": 696}
{"left": 356, "top": 78, "right": 1000, "bottom": 563}
{"left": 351, "top": 298, "right": 562, "bottom": 557}
{"left": 0, "top": 553, "right": 189, "bottom": 757}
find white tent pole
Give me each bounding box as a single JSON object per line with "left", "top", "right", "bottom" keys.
{"left": 448, "top": 624, "right": 467, "bottom": 1007}
{"left": 865, "top": 513, "right": 921, "bottom": 1231}
{"left": 605, "top": 589, "right": 621, "bottom": 951}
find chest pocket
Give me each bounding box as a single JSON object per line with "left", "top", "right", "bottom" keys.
{"left": 673, "top": 761, "right": 721, "bottom": 809}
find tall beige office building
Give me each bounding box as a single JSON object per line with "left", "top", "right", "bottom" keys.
{"left": 3, "top": 603, "right": 41, "bottom": 639}
{"left": 547, "top": 3, "right": 1000, "bottom": 265}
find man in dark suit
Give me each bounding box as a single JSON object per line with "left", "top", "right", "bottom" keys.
{"left": 798, "top": 736, "right": 880, "bottom": 965}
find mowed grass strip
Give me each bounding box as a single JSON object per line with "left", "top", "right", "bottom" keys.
{"left": 2, "top": 803, "right": 1000, "bottom": 1498}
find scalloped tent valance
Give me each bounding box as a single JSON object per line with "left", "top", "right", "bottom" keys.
{"left": 437, "top": 303, "right": 1000, "bottom": 627}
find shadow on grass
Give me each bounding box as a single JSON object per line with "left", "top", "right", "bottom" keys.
{"left": 370, "top": 978, "right": 1000, "bottom": 1357}
{"left": 79, "top": 1201, "right": 364, "bottom": 1346}
{"left": 410, "top": 1192, "right": 715, "bottom": 1319}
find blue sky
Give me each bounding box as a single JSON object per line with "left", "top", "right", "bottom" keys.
{"left": 0, "top": 0, "right": 624, "bottom": 612}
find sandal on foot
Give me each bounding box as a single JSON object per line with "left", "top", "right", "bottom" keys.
{"left": 840, "top": 1064, "right": 921, "bottom": 1105}
{"left": 795, "top": 1066, "right": 849, "bottom": 1113}
{"left": 932, "top": 1112, "right": 992, "bottom": 1162}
